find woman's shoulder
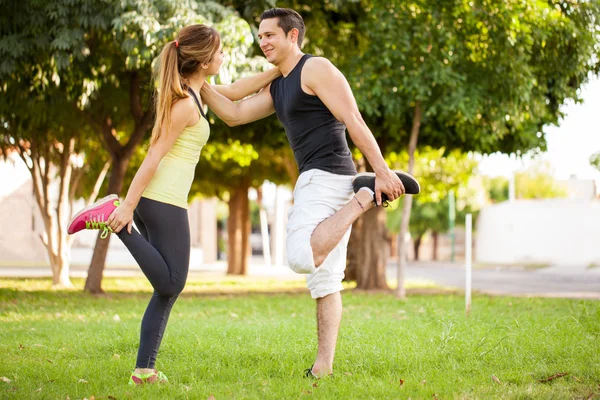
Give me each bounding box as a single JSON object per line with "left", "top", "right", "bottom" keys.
{"left": 171, "top": 96, "right": 198, "bottom": 124}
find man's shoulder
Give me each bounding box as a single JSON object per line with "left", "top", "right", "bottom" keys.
{"left": 302, "top": 57, "right": 339, "bottom": 88}
{"left": 304, "top": 56, "right": 335, "bottom": 71}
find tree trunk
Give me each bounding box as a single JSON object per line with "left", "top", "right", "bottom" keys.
{"left": 226, "top": 177, "right": 250, "bottom": 275}
{"left": 256, "top": 187, "right": 271, "bottom": 267}
{"left": 396, "top": 101, "right": 422, "bottom": 299}
{"left": 355, "top": 206, "right": 389, "bottom": 290}
{"left": 345, "top": 157, "right": 366, "bottom": 283}
{"left": 344, "top": 213, "right": 361, "bottom": 282}
{"left": 84, "top": 156, "right": 129, "bottom": 293}
{"left": 39, "top": 213, "right": 72, "bottom": 288}
{"left": 413, "top": 235, "right": 422, "bottom": 261}
{"left": 281, "top": 146, "right": 299, "bottom": 188}
{"left": 432, "top": 231, "right": 439, "bottom": 261}
{"left": 22, "top": 142, "right": 74, "bottom": 288}
{"left": 49, "top": 251, "right": 72, "bottom": 287}
{"left": 49, "top": 209, "right": 73, "bottom": 288}
{"left": 389, "top": 233, "right": 398, "bottom": 261}
{"left": 54, "top": 138, "right": 74, "bottom": 287}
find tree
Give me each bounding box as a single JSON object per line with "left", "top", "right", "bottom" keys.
{"left": 0, "top": 2, "right": 111, "bottom": 287}
{"left": 2, "top": 0, "right": 281, "bottom": 291}
{"left": 0, "top": 89, "right": 110, "bottom": 287}
{"left": 344, "top": 0, "right": 600, "bottom": 297}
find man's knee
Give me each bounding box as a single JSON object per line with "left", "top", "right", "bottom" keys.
{"left": 287, "top": 254, "right": 317, "bottom": 274}
{"left": 287, "top": 238, "right": 317, "bottom": 274}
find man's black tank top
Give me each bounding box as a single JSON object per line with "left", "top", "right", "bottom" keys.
{"left": 270, "top": 54, "right": 357, "bottom": 176}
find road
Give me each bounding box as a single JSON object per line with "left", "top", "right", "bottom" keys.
{"left": 394, "top": 261, "right": 600, "bottom": 299}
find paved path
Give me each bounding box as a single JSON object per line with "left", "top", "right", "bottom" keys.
{"left": 1, "top": 259, "right": 599, "bottom": 299}
{"left": 392, "top": 261, "right": 600, "bottom": 299}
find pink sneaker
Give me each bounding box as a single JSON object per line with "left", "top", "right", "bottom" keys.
{"left": 67, "top": 194, "right": 120, "bottom": 238}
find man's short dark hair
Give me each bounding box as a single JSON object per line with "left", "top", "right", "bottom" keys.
{"left": 260, "top": 8, "right": 305, "bottom": 48}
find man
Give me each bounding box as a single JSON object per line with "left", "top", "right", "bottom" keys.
{"left": 200, "top": 8, "right": 419, "bottom": 377}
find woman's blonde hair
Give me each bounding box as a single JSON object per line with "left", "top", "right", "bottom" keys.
{"left": 151, "top": 25, "right": 221, "bottom": 144}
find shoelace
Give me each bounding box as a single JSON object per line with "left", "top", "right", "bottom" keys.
{"left": 99, "top": 225, "right": 113, "bottom": 239}
{"left": 85, "top": 217, "right": 113, "bottom": 239}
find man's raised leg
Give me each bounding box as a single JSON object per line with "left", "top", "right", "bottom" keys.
{"left": 310, "top": 188, "right": 375, "bottom": 267}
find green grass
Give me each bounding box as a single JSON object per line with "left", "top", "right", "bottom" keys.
{"left": 0, "top": 278, "right": 599, "bottom": 399}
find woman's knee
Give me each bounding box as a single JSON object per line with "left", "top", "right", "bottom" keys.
{"left": 155, "top": 282, "right": 185, "bottom": 297}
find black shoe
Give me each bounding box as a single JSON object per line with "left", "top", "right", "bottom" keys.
{"left": 352, "top": 171, "right": 421, "bottom": 203}
{"left": 304, "top": 365, "right": 333, "bottom": 378}
{"left": 304, "top": 366, "right": 317, "bottom": 378}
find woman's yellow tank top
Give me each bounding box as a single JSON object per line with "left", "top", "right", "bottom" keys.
{"left": 142, "top": 103, "right": 209, "bottom": 209}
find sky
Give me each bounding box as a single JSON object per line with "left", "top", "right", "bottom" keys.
{"left": 478, "top": 76, "right": 600, "bottom": 181}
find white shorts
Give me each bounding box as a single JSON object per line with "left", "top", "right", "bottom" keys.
{"left": 286, "top": 169, "right": 355, "bottom": 299}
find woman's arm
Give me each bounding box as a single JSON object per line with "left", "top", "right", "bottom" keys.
{"left": 106, "top": 98, "right": 196, "bottom": 233}
{"left": 213, "top": 68, "right": 280, "bottom": 101}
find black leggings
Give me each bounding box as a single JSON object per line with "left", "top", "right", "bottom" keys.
{"left": 117, "top": 197, "right": 190, "bottom": 369}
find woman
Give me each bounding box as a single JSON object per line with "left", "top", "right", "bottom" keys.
{"left": 67, "top": 24, "right": 280, "bottom": 385}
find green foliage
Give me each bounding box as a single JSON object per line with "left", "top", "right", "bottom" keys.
{"left": 343, "top": 0, "right": 600, "bottom": 155}
{"left": 386, "top": 147, "right": 479, "bottom": 234}
{"left": 227, "top": 0, "right": 600, "bottom": 184}
{"left": 0, "top": 63, "right": 108, "bottom": 202}
{"left": 482, "top": 176, "right": 510, "bottom": 204}
{"left": 481, "top": 161, "right": 567, "bottom": 203}
{"left": 514, "top": 161, "right": 567, "bottom": 199}
{"left": 191, "top": 137, "right": 290, "bottom": 200}
{"left": 590, "top": 151, "right": 600, "bottom": 172}
{"left": 1, "top": 0, "right": 287, "bottom": 195}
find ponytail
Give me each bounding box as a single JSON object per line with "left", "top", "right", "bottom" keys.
{"left": 151, "top": 41, "right": 187, "bottom": 144}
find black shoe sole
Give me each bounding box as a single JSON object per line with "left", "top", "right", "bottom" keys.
{"left": 352, "top": 171, "right": 421, "bottom": 201}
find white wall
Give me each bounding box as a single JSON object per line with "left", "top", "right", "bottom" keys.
{"left": 0, "top": 154, "right": 31, "bottom": 200}
{"left": 476, "top": 199, "right": 600, "bottom": 265}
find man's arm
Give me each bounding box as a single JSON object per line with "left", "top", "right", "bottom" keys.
{"left": 213, "top": 68, "right": 281, "bottom": 101}
{"left": 302, "top": 57, "right": 405, "bottom": 204}
{"left": 200, "top": 83, "right": 275, "bottom": 127}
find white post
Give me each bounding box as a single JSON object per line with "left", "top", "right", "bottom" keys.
{"left": 259, "top": 207, "right": 271, "bottom": 268}
{"left": 465, "top": 213, "right": 472, "bottom": 316}
{"left": 273, "top": 186, "right": 285, "bottom": 267}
